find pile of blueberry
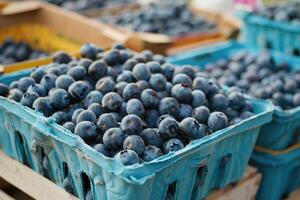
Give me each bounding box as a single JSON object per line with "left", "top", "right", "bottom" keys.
{"left": 201, "top": 50, "right": 300, "bottom": 110}
{"left": 0, "top": 38, "right": 48, "bottom": 65}
{"left": 44, "top": 0, "right": 134, "bottom": 12}
{"left": 100, "top": 2, "right": 217, "bottom": 37}
{"left": 253, "top": 1, "right": 300, "bottom": 25}
{"left": 0, "top": 43, "right": 253, "bottom": 166}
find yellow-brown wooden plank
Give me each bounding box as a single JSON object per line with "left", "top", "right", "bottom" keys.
{"left": 0, "top": 151, "right": 78, "bottom": 200}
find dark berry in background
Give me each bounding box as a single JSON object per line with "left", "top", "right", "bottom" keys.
{"left": 100, "top": 2, "right": 217, "bottom": 37}
{"left": 0, "top": 38, "right": 47, "bottom": 65}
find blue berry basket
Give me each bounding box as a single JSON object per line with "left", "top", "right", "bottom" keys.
{"left": 169, "top": 41, "right": 300, "bottom": 150}
{"left": 240, "top": 12, "right": 300, "bottom": 57}
{"left": 250, "top": 144, "right": 300, "bottom": 200}
{"left": 0, "top": 68, "right": 273, "bottom": 200}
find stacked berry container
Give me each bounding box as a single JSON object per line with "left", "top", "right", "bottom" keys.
{"left": 169, "top": 41, "right": 300, "bottom": 200}
{"left": 241, "top": 2, "right": 300, "bottom": 57}
{"left": 0, "top": 43, "right": 273, "bottom": 200}
{"left": 169, "top": 41, "right": 300, "bottom": 150}
{"left": 251, "top": 144, "right": 300, "bottom": 200}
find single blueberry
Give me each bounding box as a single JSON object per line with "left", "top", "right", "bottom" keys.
{"left": 179, "top": 117, "right": 210, "bottom": 140}
{"left": 95, "top": 77, "right": 116, "bottom": 94}
{"left": 53, "top": 51, "right": 72, "bottom": 64}
{"left": 177, "top": 104, "right": 193, "bottom": 121}
{"left": 93, "top": 143, "right": 111, "bottom": 157}
{"left": 122, "top": 83, "right": 142, "bottom": 101}
{"left": 114, "top": 149, "right": 139, "bottom": 165}
{"left": 97, "top": 113, "right": 118, "bottom": 133}
{"left": 171, "top": 83, "right": 192, "bottom": 103}
{"left": 158, "top": 118, "right": 179, "bottom": 139}
{"left": 121, "top": 114, "right": 143, "bottom": 135}
{"left": 75, "top": 121, "right": 98, "bottom": 140}
{"left": 20, "top": 92, "right": 39, "bottom": 108}
{"left": 49, "top": 88, "right": 70, "bottom": 110}
{"left": 210, "top": 93, "right": 229, "bottom": 111}
{"left": 27, "top": 84, "right": 47, "bottom": 97}
{"left": 149, "top": 73, "right": 167, "bottom": 91}
{"left": 132, "top": 63, "right": 151, "bottom": 81}
{"left": 8, "top": 89, "right": 23, "bottom": 102}
{"left": 142, "top": 145, "right": 163, "bottom": 162}
{"left": 141, "top": 89, "right": 160, "bottom": 108}
{"left": 18, "top": 77, "right": 35, "bottom": 92}
{"left": 172, "top": 73, "right": 192, "bottom": 87}
{"left": 32, "top": 97, "right": 53, "bottom": 117}
{"left": 159, "top": 97, "right": 179, "bottom": 117}
{"left": 103, "top": 127, "right": 125, "bottom": 149}
{"left": 191, "top": 90, "right": 207, "bottom": 108}
{"left": 88, "top": 60, "right": 108, "bottom": 80}
{"left": 80, "top": 43, "right": 98, "bottom": 60}
{"left": 68, "top": 81, "right": 90, "bottom": 100}
{"left": 126, "top": 98, "right": 145, "bottom": 117}
{"left": 87, "top": 103, "right": 104, "bottom": 117}
{"left": 123, "top": 135, "right": 145, "bottom": 155}
{"left": 207, "top": 112, "right": 228, "bottom": 132}
{"left": 145, "top": 109, "right": 160, "bottom": 128}
{"left": 55, "top": 75, "right": 75, "bottom": 90}
{"left": 83, "top": 90, "right": 103, "bottom": 108}
{"left": 63, "top": 122, "right": 76, "bottom": 132}
{"left": 76, "top": 110, "right": 97, "bottom": 124}
{"left": 40, "top": 74, "right": 57, "bottom": 91}
{"left": 163, "top": 138, "right": 184, "bottom": 154}
{"left": 102, "top": 92, "right": 123, "bottom": 111}
{"left": 71, "top": 108, "right": 85, "bottom": 123}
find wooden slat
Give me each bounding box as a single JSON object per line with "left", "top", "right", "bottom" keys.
{"left": 0, "top": 151, "right": 78, "bottom": 200}
{"left": 0, "top": 189, "right": 14, "bottom": 200}
{"left": 206, "top": 167, "right": 261, "bottom": 200}
{"left": 285, "top": 188, "right": 300, "bottom": 200}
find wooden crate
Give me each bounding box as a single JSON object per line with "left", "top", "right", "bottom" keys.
{"left": 82, "top": 3, "right": 240, "bottom": 55}
{"left": 0, "top": 149, "right": 261, "bottom": 200}
{"left": 206, "top": 167, "right": 261, "bottom": 200}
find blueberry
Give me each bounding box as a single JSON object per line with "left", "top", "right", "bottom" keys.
{"left": 123, "top": 135, "right": 145, "bottom": 155}
{"left": 132, "top": 63, "right": 151, "bottom": 81}
{"left": 115, "top": 81, "right": 128, "bottom": 96}
{"left": 18, "top": 77, "right": 35, "bottom": 92}
{"left": 78, "top": 58, "right": 93, "bottom": 71}
{"left": 40, "top": 74, "right": 57, "bottom": 91}
{"left": 136, "top": 80, "right": 149, "bottom": 91}
{"left": 272, "top": 92, "right": 285, "bottom": 108}
{"left": 172, "top": 73, "right": 192, "bottom": 87}
{"left": 122, "top": 83, "right": 142, "bottom": 101}
{"left": 103, "top": 127, "right": 125, "bottom": 149}
{"left": 96, "top": 77, "right": 116, "bottom": 94}
{"left": 153, "top": 54, "right": 165, "bottom": 64}
{"left": 141, "top": 89, "right": 160, "bottom": 108}
{"left": 80, "top": 43, "right": 98, "bottom": 60}
{"left": 27, "top": 84, "right": 46, "bottom": 97}
{"left": 97, "top": 113, "right": 118, "bottom": 132}
{"left": 93, "top": 143, "right": 111, "bottom": 157}
{"left": 74, "top": 121, "right": 98, "bottom": 140}
{"left": 174, "top": 65, "right": 195, "bottom": 79}
{"left": 177, "top": 104, "right": 193, "bottom": 121}
{"left": 179, "top": 117, "right": 210, "bottom": 140}
{"left": 223, "top": 107, "right": 239, "bottom": 120}
{"left": 114, "top": 149, "right": 139, "bottom": 165}
{"left": 53, "top": 51, "right": 72, "bottom": 64}
{"left": 9, "top": 81, "right": 18, "bottom": 90}
{"left": 51, "top": 111, "right": 68, "bottom": 125}
{"left": 207, "top": 112, "right": 228, "bottom": 132}
{"left": 146, "top": 61, "right": 161, "bottom": 73}
{"left": 123, "top": 59, "right": 138, "bottom": 71}
{"left": 46, "top": 66, "right": 61, "bottom": 76}
{"left": 31, "top": 68, "right": 46, "bottom": 82}
{"left": 293, "top": 93, "right": 300, "bottom": 107}
{"left": 102, "top": 92, "right": 123, "bottom": 111}
{"left": 240, "top": 111, "right": 254, "bottom": 119}
{"left": 142, "top": 50, "right": 153, "bottom": 62}
{"left": 284, "top": 80, "right": 298, "bottom": 93}
{"left": 104, "top": 49, "right": 120, "bottom": 65}
{"left": 192, "top": 106, "right": 210, "bottom": 124}
{"left": 71, "top": 108, "right": 85, "bottom": 123}
{"left": 32, "top": 97, "right": 53, "bottom": 116}
{"left": 88, "top": 60, "right": 108, "bottom": 80}
{"left": 171, "top": 83, "right": 192, "bottom": 103}
{"left": 0, "top": 83, "right": 9, "bottom": 96}
{"left": 158, "top": 118, "right": 179, "bottom": 139}
{"left": 165, "top": 82, "right": 173, "bottom": 95}
{"left": 207, "top": 80, "right": 221, "bottom": 97}
{"left": 76, "top": 110, "right": 97, "bottom": 124}
{"left": 161, "top": 63, "right": 175, "bottom": 81}
{"left": 193, "top": 77, "right": 208, "bottom": 94}
{"left": 55, "top": 75, "right": 75, "bottom": 91}
{"left": 67, "top": 65, "right": 87, "bottom": 81}
{"left": 66, "top": 103, "right": 81, "bottom": 119}
{"left": 49, "top": 89, "right": 70, "bottom": 109}
{"left": 230, "top": 118, "right": 243, "bottom": 125}
{"left": 63, "top": 122, "right": 75, "bottom": 132}
{"left": 149, "top": 73, "right": 167, "bottom": 91}
{"left": 191, "top": 90, "right": 207, "bottom": 108}
{"left": 8, "top": 89, "right": 23, "bottom": 102}
{"left": 227, "top": 92, "right": 246, "bottom": 110}
{"left": 83, "top": 90, "right": 103, "bottom": 108}
{"left": 126, "top": 98, "right": 145, "bottom": 117}
{"left": 112, "top": 43, "right": 126, "bottom": 50}
{"left": 142, "top": 145, "right": 163, "bottom": 162}
{"left": 20, "top": 92, "right": 39, "bottom": 108}
{"left": 159, "top": 97, "right": 179, "bottom": 117}
{"left": 163, "top": 138, "right": 184, "bottom": 154}
{"left": 121, "top": 114, "right": 143, "bottom": 135}
{"left": 68, "top": 81, "right": 90, "bottom": 100}
{"left": 117, "top": 70, "right": 134, "bottom": 83}
{"left": 140, "top": 128, "right": 162, "bottom": 147}
{"left": 145, "top": 109, "right": 160, "bottom": 128}
{"left": 210, "top": 93, "right": 229, "bottom": 111}
{"left": 87, "top": 103, "right": 103, "bottom": 117}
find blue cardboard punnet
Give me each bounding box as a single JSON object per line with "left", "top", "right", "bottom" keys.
{"left": 251, "top": 144, "right": 300, "bottom": 200}
{"left": 240, "top": 12, "right": 300, "bottom": 57}
{"left": 0, "top": 66, "right": 273, "bottom": 200}
{"left": 169, "top": 41, "right": 300, "bottom": 150}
